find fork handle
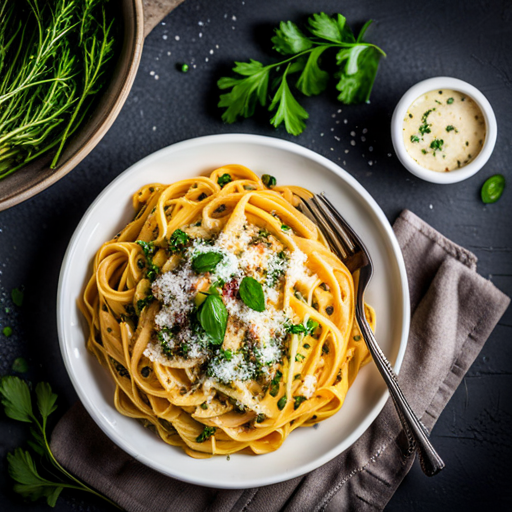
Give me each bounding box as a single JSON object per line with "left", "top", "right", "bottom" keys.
{"left": 358, "top": 310, "right": 445, "bottom": 476}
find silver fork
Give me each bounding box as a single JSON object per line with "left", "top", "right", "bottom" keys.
{"left": 298, "top": 193, "right": 445, "bottom": 477}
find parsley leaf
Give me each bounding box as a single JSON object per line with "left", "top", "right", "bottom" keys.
{"left": 269, "top": 66, "right": 309, "bottom": 135}
{"left": 218, "top": 12, "right": 385, "bottom": 135}
{"left": 296, "top": 47, "right": 329, "bottom": 96}
{"left": 272, "top": 21, "right": 312, "bottom": 55}
{"left": 0, "top": 377, "right": 118, "bottom": 508}
{"left": 8, "top": 448, "right": 64, "bottom": 506}
{"left": 0, "top": 376, "right": 33, "bottom": 422}
{"left": 218, "top": 60, "right": 270, "bottom": 122}
{"left": 308, "top": 12, "right": 355, "bottom": 43}
{"left": 336, "top": 43, "right": 382, "bottom": 104}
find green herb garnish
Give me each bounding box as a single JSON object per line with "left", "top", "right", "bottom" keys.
{"left": 262, "top": 174, "right": 277, "bottom": 187}
{"left": 287, "top": 318, "right": 319, "bottom": 336}
{"left": 12, "top": 358, "right": 28, "bottom": 373}
{"left": 430, "top": 138, "right": 444, "bottom": 155}
{"left": 198, "top": 294, "right": 228, "bottom": 345}
{"left": 11, "top": 287, "right": 24, "bottom": 307}
{"left": 169, "top": 229, "right": 190, "bottom": 253}
{"left": 294, "top": 396, "right": 307, "bottom": 410}
{"left": 217, "top": 173, "right": 232, "bottom": 188}
{"left": 0, "top": 377, "right": 117, "bottom": 508}
{"left": 192, "top": 252, "right": 224, "bottom": 273}
{"left": 447, "top": 97, "right": 454, "bottom": 104}
{"left": 217, "top": 13, "right": 385, "bottom": 135}
{"left": 181, "top": 63, "right": 189, "bottom": 73}
{"left": 136, "top": 240, "right": 159, "bottom": 281}
{"left": 277, "top": 395, "right": 287, "bottom": 410}
{"left": 269, "top": 371, "right": 283, "bottom": 397}
{"left": 196, "top": 426, "right": 216, "bottom": 443}
{"left": 239, "top": 276, "right": 265, "bottom": 312}
{"left": 3, "top": 326, "right": 13, "bottom": 337}
{"left": 481, "top": 175, "right": 505, "bottom": 204}
{"left": 410, "top": 135, "right": 420, "bottom": 143}
{"left": 445, "top": 125, "right": 456, "bottom": 132}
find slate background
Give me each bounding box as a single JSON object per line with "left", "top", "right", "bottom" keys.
{"left": 0, "top": 0, "right": 511, "bottom": 510}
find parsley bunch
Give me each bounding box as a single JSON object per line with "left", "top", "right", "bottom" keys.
{"left": 218, "top": 12, "right": 386, "bottom": 135}
{"left": 0, "top": 376, "right": 118, "bottom": 508}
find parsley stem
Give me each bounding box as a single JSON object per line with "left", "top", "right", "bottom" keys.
{"left": 31, "top": 414, "right": 121, "bottom": 509}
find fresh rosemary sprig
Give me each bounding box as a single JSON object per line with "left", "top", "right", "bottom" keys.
{"left": 0, "top": 0, "right": 115, "bottom": 180}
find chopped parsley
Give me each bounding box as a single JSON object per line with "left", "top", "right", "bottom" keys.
{"left": 217, "top": 173, "right": 232, "bottom": 188}
{"left": 277, "top": 395, "right": 287, "bottom": 410}
{"left": 169, "top": 229, "right": 190, "bottom": 253}
{"left": 196, "top": 426, "right": 216, "bottom": 443}
{"left": 410, "top": 135, "right": 420, "bottom": 143}
{"left": 294, "top": 396, "right": 307, "bottom": 410}
{"left": 262, "top": 174, "right": 277, "bottom": 188}
{"left": 445, "top": 125, "right": 456, "bottom": 132}
{"left": 430, "top": 138, "right": 444, "bottom": 155}
{"left": 447, "top": 97, "right": 454, "bottom": 104}
{"left": 269, "top": 371, "right": 283, "bottom": 397}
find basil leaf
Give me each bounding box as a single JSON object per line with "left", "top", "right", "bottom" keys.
{"left": 199, "top": 295, "right": 228, "bottom": 345}
{"left": 192, "top": 252, "right": 223, "bottom": 273}
{"left": 239, "top": 276, "right": 265, "bottom": 312}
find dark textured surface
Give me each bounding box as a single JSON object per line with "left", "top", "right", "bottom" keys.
{"left": 0, "top": 0, "right": 510, "bottom": 510}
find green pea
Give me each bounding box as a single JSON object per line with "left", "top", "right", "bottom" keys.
{"left": 181, "top": 63, "right": 189, "bottom": 73}
{"left": 481, "top": 175, "right": 505, "bottom": 204}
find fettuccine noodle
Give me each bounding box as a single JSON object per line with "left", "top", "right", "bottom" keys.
{"left": 80, "top": 165, "right": 375, "bottom": 458}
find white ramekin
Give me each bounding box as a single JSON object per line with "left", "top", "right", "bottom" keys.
{"left": 391, "top": 77, "right": 497, "bottom": 184}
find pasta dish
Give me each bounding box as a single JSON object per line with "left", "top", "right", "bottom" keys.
{"left": 80, "top": 165, "right": 375, "bottom": 458}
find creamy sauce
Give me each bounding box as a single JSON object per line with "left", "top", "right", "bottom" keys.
{"left": 403, "top": 89, "right": 486, "bottom": 172}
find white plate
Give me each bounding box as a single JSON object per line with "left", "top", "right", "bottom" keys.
{"left": 57, "top": 134, "right": 410, "bottom": 489}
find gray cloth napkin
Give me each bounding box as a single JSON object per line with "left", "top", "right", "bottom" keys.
{"left": 51, "top": 210, "right": 510, "bottom": 512}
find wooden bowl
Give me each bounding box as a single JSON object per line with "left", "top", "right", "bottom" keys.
{"left": 0, "top": 0, "right": 146, "bottom": 211}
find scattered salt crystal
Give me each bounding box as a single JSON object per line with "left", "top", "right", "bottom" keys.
{"left": 369, "top": 146, "right": 373, "bottom": 152}
{"left": 345, "top": 149, "right": 349, "bottom": 153}
{"left": 361, "top": 136, "right": 366, "bottom": 142}
{"left": 368, "top": 160, "right": 373, "bottom": 166}
{"left": 343, "top": 119, "right": 348, "bottom": 124}
{"left": 232, "top": 26, "right": 236, "bottom": 30}
{"left": 387, "top": 153, "right": 392, "bottom": 157}
{"left": 350, "top": 131, "right": 356, "bottom": 137}
{"left": 334, "top": 136, "right": 340, "bottom": 141}
{"left": 343, "top": 160, "right": 347, "bottom": 165}
{"left": 336, "top": 120, "right": 340, "bottom": 124}
{"left": 205, "top": 57, "right": 209, "bottom": 62}
{"left": 162, "top": 35, "right": 168, "bottom": 40}
{"left": 210, "top": 49, "right": 214, "bottom": 54}
{"left": 152, "top": 126, "right": 156, "bottom": 131}
{"left": 175, "top": 35, "right": 180, "bottom": 41}
{"left": 167, "top": 51, "right": 171, "bottom": 56}
{"left": 215, "top": 44, "right": 219, "bottom": 49}
{"left": 149, "top": 70, "right": 155, "bottom": 76}
{"left": 332, "top": 113, "right": 336, "bottom": 118}
{"left": 154, "top": 75, "right": 159, "bottom": 80}
{"left": 337, "top": 109, "right": 342, "bottom": 113}
{"left": 330, "top": 147, "right": 334, "bottom": 151}
{"left": 330, "top": 128, "right": 334, "bottom": 132}
{"left": 198, "top": 21, "right": 204, "bottom": 26}
{"left": 199, "top": 32, "right": 203, "bottom": 37}
{"left": 429, "top": 204, "right": 433, "bottom": 209}
{"left": 320, "top": 133, "right": 324, "bottom": 137}
{"left": 362, "top": 128, "right": 368, "bottom": 134}
{"left": 350, "top": 140, "right": 356, "bottom": 146}
{"left": 232, "top": 15, "right": 237, "bottom": 21}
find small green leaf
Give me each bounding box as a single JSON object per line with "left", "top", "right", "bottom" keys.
{"left": 199, "top": 295, "right": 228, "bottom": 344}
{"left": 277, "top": 395, "right": 287, "bottom": 410}
{"left": 272, "top": 20, "right": 313, "bottom": 55}
{"left": 239, "top": 277, "right": 265, "bottom": 312}
{"left": 296, "top": 46, "right": 329, "bottom": 97}
{"left": 0, "top": 376, "right": 33, "bottom": 422}
{"left": 218, "top": 60, "right": 270, "bottom": 123}
{"left": 3, "top": 326, "right": 13, "bottom": 337}
{"left": 336, "top": 45, "right": 381, "bottom": 104}
{"left": 11, "top": 287, "right": 24, "bottom": 307}
{"left": 35, "top": 382, "right": 58, "bottom": 422}
{"left": 192, "top": 252, "right": 224, "bottom": 273}
{"left": 481, "top": 175, "right": 505, "bottom": 204}
{"left": 12, "top": 358, "right": 28, "bottom": 373}
{"left": 307, "top": 12, "right": 354, "bottom": 43}
{"left": 269, "top": 67, "right": 309, "bottom": 136}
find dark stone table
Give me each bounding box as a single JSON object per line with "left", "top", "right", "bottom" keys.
{"left": 1, "top": 0, "right": 510, "bottom": 510}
